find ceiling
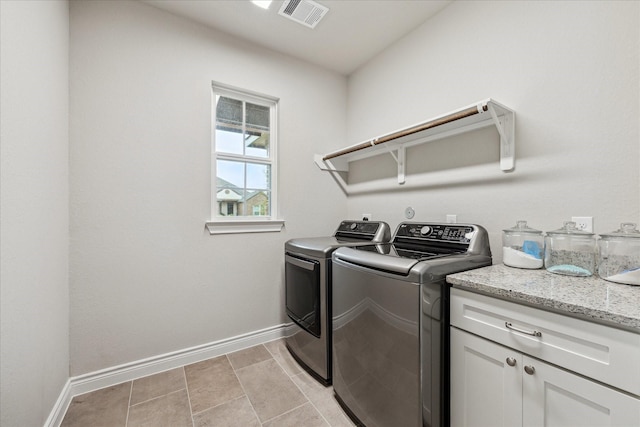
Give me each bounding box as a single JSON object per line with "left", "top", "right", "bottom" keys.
{"left": 142, "top": 0, "right": 453, "bottom": 75}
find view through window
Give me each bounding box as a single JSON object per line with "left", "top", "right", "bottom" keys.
{"left": 212, "top": 83, "right": 278, "bottom": 220}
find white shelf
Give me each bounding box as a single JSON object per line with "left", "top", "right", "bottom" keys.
{"left": 314, "top": 98, "right": 515, "bottom": 185}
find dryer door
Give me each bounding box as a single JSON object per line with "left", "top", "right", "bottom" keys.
{"left": 285, "top": 253, "right": 321, "bottom": 337}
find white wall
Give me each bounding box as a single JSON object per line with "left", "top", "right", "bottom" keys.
{"left": 4, "top": 0, "right": 636, "bottom": 413}
{"left": 69, "top": 0, "right": 347, "bottom": 375}
{"left": 0, "top": 1, "right": 70, "bottom": 425}
{"left": 345, "top": 0, "right": 640, "bottom": 260}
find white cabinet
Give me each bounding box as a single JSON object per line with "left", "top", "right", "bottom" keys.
{"left": 451, "top": 328, "right": 640, "bottom": 427}
{"left": 450, "top": 288, "right": 640, "bottom": 427}
{"left": 451, "top": 328, "right": 522, "bottom": 427}
{"left": 522, "top": 351, "right": 639, "bottom": 427}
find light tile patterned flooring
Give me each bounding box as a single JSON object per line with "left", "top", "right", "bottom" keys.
{"left": 61, "top": 339, "right": 356, "bottom": 427}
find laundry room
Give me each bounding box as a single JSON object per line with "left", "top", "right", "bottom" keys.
{"left": 1, "top": 1, "right": 638, "bottom": 426}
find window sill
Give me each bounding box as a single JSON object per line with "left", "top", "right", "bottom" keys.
{"left": 205, "top": 219, "right": 285, "bottom": 235}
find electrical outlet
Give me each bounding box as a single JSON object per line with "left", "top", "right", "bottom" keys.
{"left": 571, "top": 216, "right": 593, "bottom": 232}
{"left": 446, "top": 214, "right": 457, "bottom": 224}
{"left": 362, "top": 213, "right": 372, "bottom": 221}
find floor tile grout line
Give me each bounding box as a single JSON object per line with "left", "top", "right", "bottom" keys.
{"left": 231, "top": 343, "right": 272, "bottom": 371}
{"left": 259, "top": 400, "right": 316, "bottom": 425}
{"left": 263, "top": 339, "right": 336, "bottom": 425}
{"left": 228, "top": 354, "right": 263, "bottom": 425}
{"left": 240, "top": 342, "right": 352, "bottom": 426}
{"left": 264, "top": 339, "right": 335, "bottom": 426}
{"left": 288, "top": 371, "right": 334, "bottom": 426}
{"left": 128, "top": 386, "right": 188, "bottom": 408}
{"left": 264, "top": 339, "right": 301, "bottom": 380}
{"left": 124, "top": 381, "right": 133, "bottom": 427}
{"left": 231, "top": 346, "right": 323, "bottom": 425}
{"left": 265, "top": 341, "right": 286, "bottom": 372}
{"left": 271, "top": 339, "right": 353, "bottom": 427}
{"left": 263, "top": 339, "right": 279, "bottom": 359}
{"left": 189, "top": 394, "right": 248, "bottom": 418}
{"left": 181, "top": 367, "right": 196, "bottom": 427}
{"left": 201, "top": 351, "right": 292, "bottom": 425}
{"left": 233, "top": 352, "right": 277, "bottom": 375}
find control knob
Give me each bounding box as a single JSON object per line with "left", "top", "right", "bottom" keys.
{"left": 350, "top": 223, "right": 358, "bottom": 231}
{"left": 420, "top": 226, "right": 431, "bottom": 236}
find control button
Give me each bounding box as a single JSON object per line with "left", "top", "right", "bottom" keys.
{"left": 420, "top": 226, "right": 431, "bottom": 236}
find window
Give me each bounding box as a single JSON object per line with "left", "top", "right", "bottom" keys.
{"left": 207, "top": 82, "right": 283, "bottom": 234}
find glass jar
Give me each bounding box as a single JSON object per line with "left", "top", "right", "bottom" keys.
{"left": 545, "top": 221, "right": 596, "bottom": 276}
{"left": 598, "top": 223, "right": 640, "bottom": 285}
{"left": 502, "top": 220, "right": 544, "bottom": 269}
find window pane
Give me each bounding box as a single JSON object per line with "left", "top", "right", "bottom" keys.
{"left": 246, "top": 163, "right": 270, "bottom": 190}
{"left": 216, "top": 128, "right": 243, "bottom": 155}
{"left": 216, "top": 160, "right": 243, "bottom": 217}
{"left": 216, "top": 160, "right": 271, "bottom": 217}
{"left": 245, "top": 191, "right": 270, "bottom": 217}
{"left": 216, "top": 159, "right": 244, "bottom": 188}
{"left": 245, "top": 102, "right": 269, "bottom": 158}
{"left": 216, "top": 96, "right": 243, "bottom": 155}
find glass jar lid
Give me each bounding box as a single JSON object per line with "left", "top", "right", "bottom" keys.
{"left": 600, "top": 222, "right": 640, "bottom": 239}
{"left": 503, "top": 220, "right": 543, "bottom": 235}
{"left": 546, "top": 221, "right": 595, "bottom": 237}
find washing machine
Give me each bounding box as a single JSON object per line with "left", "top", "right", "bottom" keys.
{"left": 284, "top": 220, "right": 391, "bottom": 385}
{"left": 331, "top": 222, "right": 492, "bottom": 427}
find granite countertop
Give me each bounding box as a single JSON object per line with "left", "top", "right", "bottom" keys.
{"left": 446, "top": 264, "right": 640, "bottom": 333}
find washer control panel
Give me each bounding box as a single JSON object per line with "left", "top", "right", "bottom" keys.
{"left": 395, "top": 223, "right": 474, "bottom": 243}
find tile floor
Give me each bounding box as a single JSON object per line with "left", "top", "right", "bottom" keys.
{"left": 61, "top": 339, "right": 357, "bottom": 427}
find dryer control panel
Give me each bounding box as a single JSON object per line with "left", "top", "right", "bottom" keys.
{"left": 334, "top": 221, "right": 391, "bottom": 242}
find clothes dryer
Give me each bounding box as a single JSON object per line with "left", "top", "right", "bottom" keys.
{"left": 285, "top": 220, "right": 391, "bottom": 385}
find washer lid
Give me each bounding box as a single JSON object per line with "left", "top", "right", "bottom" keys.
{"left": 334, "top": 243, "right": 466, "bottom": 275}
{"left": 285, "top": 236, "right": 382, "bottom": 258}
{"left": 332, "top": 223, "right": 491, "bottom": 276}
{"left": 334, "top": 245, "right": 422, "bottom": 275}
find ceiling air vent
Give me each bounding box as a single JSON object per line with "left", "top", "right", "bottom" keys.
{"left": 278, "top": 0, "right": 329, "bottom": 29}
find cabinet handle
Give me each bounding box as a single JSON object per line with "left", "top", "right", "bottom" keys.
{"left": 505, "top": 322, "right": 542, "bottom": 337}
{"left": 506, "top": 357, "right": 517, "bottom": 367}
{"left": 524, "top": 365, "right": 536, "bottom": 375}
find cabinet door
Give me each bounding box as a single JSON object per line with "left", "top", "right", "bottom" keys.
{"left": 523, "top": 355, "right": 640, "bottom": 427}
{"left": 451, "top": 327, "right": 523, "bottom": 427}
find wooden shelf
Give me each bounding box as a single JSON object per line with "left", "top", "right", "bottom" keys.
{"left": 314, "top": 99, "right": 515, "bottom": 185}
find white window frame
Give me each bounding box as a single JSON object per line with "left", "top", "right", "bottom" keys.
{"left": 206, "top": 82, "right": 284, "bottom": 235}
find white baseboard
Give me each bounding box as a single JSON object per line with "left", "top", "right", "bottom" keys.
{"left": 44, "top": 379, "right": 72, "bottom": 427}
{"left": 46, "top": 322, "right": 294, "bottom": 427}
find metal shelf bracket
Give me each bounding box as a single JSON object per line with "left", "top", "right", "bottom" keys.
{"left": 314, "top": 154, "right": 348, "bottom": 172}
{"left": 387, "top": 146, "right": 406, "bottom": 184}
{"left": 487, "top": 102, "right": 515, "bottom": 171}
